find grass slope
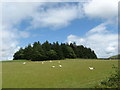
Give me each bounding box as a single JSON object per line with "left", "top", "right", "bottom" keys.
{"left": 2, "top": 59, "right": 118, "bottom": 88}
{"left": 109, "top": 54, "right": 120, "bottom": 59}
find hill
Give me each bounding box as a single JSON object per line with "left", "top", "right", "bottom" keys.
{"left": 2, "top": 59, "right": 118, "bottom": 88}
{"left": 108, "top": 54, "right": 120, "bottom": 59}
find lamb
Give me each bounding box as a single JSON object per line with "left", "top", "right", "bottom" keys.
{"left": 23, "top": 62, "right": 26, "bottom": 65}
{"left": 50, "top": 60, "right": 52, "bottom": 62}
{"left": 42, "top": 62, "right": 44, "bottom": 64}
{"left": 52, "top": 66, "right": 55, "bottom": 68}
{"left": 59, "top": 65, "right": 62, "bottom": 68}
{"left": 89, "top": 67, "right": 95, "bottom": 70}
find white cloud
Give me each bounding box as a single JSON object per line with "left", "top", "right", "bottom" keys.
{"left": 67, "top": 35, "right": 85, "bottom": 45}
{"left": 0, "top": 3, "right": 43, "bottom": 61}
{"left": 87, "top": 23, "right": 108, "bottom": 35}
{"left": 83, "top": 0, "right": 118, "bottom": 19}
{"left": 3, "top": 2, "right": 83, "bottom": 30}
{"left": 0, "top": 25, "right": 30, "bottom": 60}
{"left": 2, "top": 0, "right": 118, "bottom": 30}
{"left": 2, "top": 3, "right": 43, "bottom": 27}
{"left": 66, "top": 23, "right": 118, "bottom": 58}
{"left": 30, "top": 3, "right": 83, "bottom": 29}
{"left": 0, "top": 27, "right": 19, "bottom": 60}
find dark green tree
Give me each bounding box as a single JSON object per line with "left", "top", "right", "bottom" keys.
{"left": 13, "top": 41, "right": 97, "bottom": 60}
{"left": 13, "top": 48, "right": 24, "bottom": 60}
{"left": 46, "top": 50, "right": 58, "bottom": 60}
{"left": 42, "top": 41, "right": 51, "bottom": 52}
{"left": 31, "top": 41, "right": 46, "bottom": 61}
{"left": 61, "top": 44, "right": 76, "bottom": 58}
{"left": 23, "top": 44, "right": 33, "bottom": 60}
{"left": 51, "top": 42, "right": 64, "bottom": 59}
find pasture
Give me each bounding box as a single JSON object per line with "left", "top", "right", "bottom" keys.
{"left": 2, "top": 59, "right": 118, "bottom": 88}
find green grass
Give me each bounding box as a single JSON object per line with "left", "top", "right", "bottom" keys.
{"left": 2, "top": 59, "right": 118, "bottom": 88}
{"left": 2, "top": 60, "right": 31, "bottom": 62}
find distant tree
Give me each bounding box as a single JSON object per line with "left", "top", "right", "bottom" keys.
{"left": 13, "top": 48, "right": 24, "bottom": 60}
{"left": 51, "top": 42, "right": 64, "bottom": 59}
{"left": 91, "top": 51, "right": 97, "bottom": 59}
{"left": 23, "top": 44, "right": 33, "bottom": 60}
{"left": 61, "top": 44, "right": 76, "bottom": 58}
{"left": 31, "top": 41, "right": 46, "bottom": 61}
{"left": 70, "top": 43, "right": 78, "bottom": 57}
{"left": 76, "top": 45, "right": 84, "bottom": 58}
{"left": 42, "top": 41, "right": 51, "bottom": 52}
{"left": 46, "top": 50, "right": 58, "bottom": 60}
{"left": 31, "top": 50, "right": 44, "bottom": 61}
{"left": 13, "top": 41, "right": 97, "bottom": 60}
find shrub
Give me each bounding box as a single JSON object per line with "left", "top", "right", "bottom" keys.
{"left": 95, "top": 65, "right": 120, "bottom": 88}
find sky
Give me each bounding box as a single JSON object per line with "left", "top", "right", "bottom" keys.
{"left": 0, "top": 0, "right": 119, "bottom": 60}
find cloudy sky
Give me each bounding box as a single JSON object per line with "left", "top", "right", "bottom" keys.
{"left": 0, "top": 0, "right": 118, "bottom": 60}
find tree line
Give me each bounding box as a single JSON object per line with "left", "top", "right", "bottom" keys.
{"left": 13, "top": 41, "right": 97, "bottom": 61}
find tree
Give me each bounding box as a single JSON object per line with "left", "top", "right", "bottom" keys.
{"left": 75, "top": 45, "right": 84, "bottom": 58}
{"left": 23, "top": 44, "right": 33, "bottom": 60}
{"left": 31, "top": 41, "right": 46, "bottom": 61}
{"left": 51, "top": 42, "right": 64, "bottom": 59}
{"left": 46, "top": 50, "right": 58, "bottom": 60}
{"left": 70, "top": 43, "right": 78, "bottom": 57}
{"left": 13, "top": 48, "right": 24, "bottom": 60}
{"left": 31, "top": 50, "right": 44, "bottom": 61}
{"left": 42, "top": 41, "right": 51, "bottom": 52}
{"left": 61, "top": 44, "right": 76, "bottom": 58}
{"left": 13, "top": 41, "right": 97, "bottom": 60}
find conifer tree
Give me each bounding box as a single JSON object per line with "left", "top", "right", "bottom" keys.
{"left": 13, "top": 41, "right": 97, "bottom": 60}
{"left": 13, "top": 48, "right": 24, "bottom": 60}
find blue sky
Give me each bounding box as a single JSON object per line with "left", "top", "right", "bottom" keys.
{"left": 19, "top": 17, "right": 103, "bottom": 46}
{"left": 1, "top": 0, "right": 118, "bottom": 60}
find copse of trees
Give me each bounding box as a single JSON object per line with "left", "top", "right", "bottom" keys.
{"left": 13, "top": 41, "right": 97, "bottom": 61}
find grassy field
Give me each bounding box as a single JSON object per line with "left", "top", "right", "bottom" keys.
{"left": 2, "top": 59, "right": 118, "bottom": 88}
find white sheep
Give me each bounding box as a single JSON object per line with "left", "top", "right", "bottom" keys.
{"left": 42, "top": 62, "right": 44, "bottom": 64}
{"left": 50, "top": 60, "right": 52, "bottom": 62}
{"left": 52, "top": 66, "right": 55, "bottom": 68}
{"left": 89, "top": 67, "right": 95, "bottom": 70}
{"left": 23, "top": 62, "right": 26, "bottom": 65}
{"left": 59, "top": 65, "right": 62, "bottom": 68}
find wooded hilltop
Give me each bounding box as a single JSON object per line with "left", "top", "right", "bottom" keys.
{"left": 13, "top": 41, "right": 97, "bottom": 61}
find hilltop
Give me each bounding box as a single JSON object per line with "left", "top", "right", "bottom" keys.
{"left": 108, "top": 54, "right": 120, "bottom": 59}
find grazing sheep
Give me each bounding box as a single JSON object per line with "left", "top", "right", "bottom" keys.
{"left": 50, "top": 60, "right": 52, "bottom": 62}
{"left": 59, "top": 65, "right": 62, "bottom": 68}
{"left": 23, "top": 62, "right": 26, "bottom": 65}
{"left": 42, "top": 62, "right": 44, "bottom": 64}
{"left": 89, "top": 67, "right": 95, "bottom": 70}
{"left": 52, "top": 66, "right": 55, "bottom": 68}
